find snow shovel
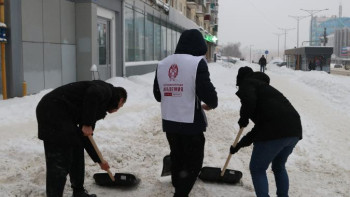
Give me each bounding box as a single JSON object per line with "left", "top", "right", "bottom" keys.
{"left": 199, "top": 128, "right": 244, "bottom": 184}
{"left": 161, "top": 154, "right": 171, "bottom": 177}
{"left": 88, "top": 136, "right": 140, "bottom": 187}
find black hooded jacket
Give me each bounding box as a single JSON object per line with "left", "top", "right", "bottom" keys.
{"left": 153, "top": 29, "right": 218, "bottom": 135}
{"left": 236, "top": 75, "right": 302, "bottom": 147}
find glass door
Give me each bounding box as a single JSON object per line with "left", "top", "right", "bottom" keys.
{"left": 97, "top": 17, "right": 111, "bottom": 80}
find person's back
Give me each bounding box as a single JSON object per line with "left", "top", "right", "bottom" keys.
{"left": 153, "top": 29, "right": 217, "bottom": 197}
{"left": 233, "top": 66, "right": 302, "bottom": 197}
{"left": 37, "top": 80, "right": 120, "bottom": 144}
{"left": 36, "top": 80, "right": 127, "bottom": 197}
{"left": 258, "top": 55, "right": 267, "bottom": 72}
{"left": 237, "top": 78, "right": 302, "bottom": 141}
{"left": 154, "top": 30, "right": 217, "bottom": 134}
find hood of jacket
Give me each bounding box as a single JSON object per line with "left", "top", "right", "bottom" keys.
{"left": 175, "top": 29, "right": 207, "bottom": 56}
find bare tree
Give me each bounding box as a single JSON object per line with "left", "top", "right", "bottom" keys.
{"left": 222, "top": 42, "right": 242, "bottom": 58}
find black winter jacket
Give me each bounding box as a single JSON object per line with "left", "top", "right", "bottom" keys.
{"left": 236, "top": 78, "right": 302, "bottom": 146}
{"left": 258, "top": 57, "right": 267, "bottom": 66}
{"left": 36, "top": 80, "right": 120, "bottom": 162}
{"left": 153, "top": 29, "right": 218, "bottom": 135}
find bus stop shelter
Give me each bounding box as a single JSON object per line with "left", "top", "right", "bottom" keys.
{"left": 285, "top": 47, "right": 333, "bottom": 73}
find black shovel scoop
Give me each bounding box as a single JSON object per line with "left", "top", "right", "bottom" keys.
{"left": 199, "top": 128, "right": 244, "bottom": 184}
{"left": 93, "top": 172, "right": 140, "bottom": 187}
{"left": 161, "top": 154, "right": 171, "bottom": 177}
{"left": 88, "top": 136, "right": 140, "bottom": 187}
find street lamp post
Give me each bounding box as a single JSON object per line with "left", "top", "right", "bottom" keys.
{"left": 250, "top": 45, "right": 254, "bottom": 63}
{"left": 274, "top": 33, "right": 283, "bottom": 58}
{"left": 279, "top": 28, "right": 294, "bottom": 61}
{"left": 300, "top": 8, "right": 329, "bottom": 45}
{"left": 289, "top": 15, "right": 308, "bottom": 48}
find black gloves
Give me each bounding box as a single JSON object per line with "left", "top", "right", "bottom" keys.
{"left": 238, "top": 117, "right": 248, "bottom": 128}
{"left": 230, "top": 145, "right": 240, "bottom": 154}
{"left": 229, "top": 133, "right": 254, "bottom": 155}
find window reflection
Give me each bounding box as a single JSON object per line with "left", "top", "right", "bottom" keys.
{"left": 124, "top": 4, "right": 184, "bottom": 62}
{"left": 98, "top": 22, "right": 107, "bottom": 65}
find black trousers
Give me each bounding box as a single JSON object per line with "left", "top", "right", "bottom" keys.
{"left": 44, "top": 141, "right": 85, "bottom": 197}
{"left": 166, "top": 132, "right": 205, "bottom": 197}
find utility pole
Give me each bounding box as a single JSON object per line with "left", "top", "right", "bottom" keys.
{"left": 300, "top": 8, "right": 328, "bottom": 45}
{"left": 288, "top": 15, "right": 308, "bottom": 48}
{"left": 250, "top": 44, "right": 254, "bottom": 63}
{"left": 323, "top": 27, "right": 327, "bottom": 46}
{"left": 279, "top": 28, "right": 294, "bottom": 61}
{"left": 274, "top": 33, "right": 283, "bottom": 58}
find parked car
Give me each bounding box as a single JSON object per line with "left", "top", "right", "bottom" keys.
{"left": 222, "top": 57, "right": 238, "bottom": 64}
{"left": 277, "top": 62, "right": 287, "bottom": 67}
{"left": 333, "top": 64, "right": 344, "bottom": 69}
{"left": 228, "top": 58, "right": 237, "bottom": 64}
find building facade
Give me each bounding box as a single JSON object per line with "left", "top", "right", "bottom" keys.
{"left": 334, "top": 28, "right": 350, "bottom": 58}
{"left": 310, "top": 16, "right": 350, "bottom": 46}
{"left": 1, "top": 0, "right": 218, "bottom": 98}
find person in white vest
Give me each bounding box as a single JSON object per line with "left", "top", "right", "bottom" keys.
{"left": 153, "top": 29, "right": 218, "bottom": 197}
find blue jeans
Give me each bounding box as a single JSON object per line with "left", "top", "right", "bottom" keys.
{"left": 260, "top": 65, "right": 265, "bottom": 73}
{"left": 249, "top": 137, "right": 299, "bottom": 197}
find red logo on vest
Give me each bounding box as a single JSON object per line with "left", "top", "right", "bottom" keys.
{"left": 168, "top": 64, "right": 178, "bottom": 81}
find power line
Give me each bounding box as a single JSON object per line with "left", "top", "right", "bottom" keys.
{"left": 273, "top": 33, "right": 284, "bottom": 57}
{"left": 300, "top": 8, "right": 329, "bottom": 42}
{"left": 279, "top": 28, "right": 294, "bottom": 60}
{"left": 246, "top": 0, "right": 280, "bottom": 29}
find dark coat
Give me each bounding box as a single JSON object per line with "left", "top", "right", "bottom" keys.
{"left": 258, "top": 56, "right": 267, "bottom": 66}
{"left": 236, "top": 78, "right": 302, "bottom": 146}
{"left": 153, "top": 29, "right": 218, "bottom": 135}
{"left": 36, "top": 80, "right": 121, "bottom": 162}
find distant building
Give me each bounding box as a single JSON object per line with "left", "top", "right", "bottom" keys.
{"left": 334, "top": 28, "right": 350, "bottom": 58}
{"left": 310, "top": 16, "right": 350, "bottom": 46}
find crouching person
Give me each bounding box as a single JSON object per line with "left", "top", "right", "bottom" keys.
{"left": 36, "top": 80, "right": 127, "bottom": 197}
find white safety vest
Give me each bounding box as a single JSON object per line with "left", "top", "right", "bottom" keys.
{"left": 157, "top": 54, "right": 204, "bottom": 123}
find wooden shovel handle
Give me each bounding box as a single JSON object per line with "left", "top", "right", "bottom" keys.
{"left": 88, "top": 135, "right": 115, "bottom": 182}
{"left": 220, "top": 127, "right": 244, "bottom": 176}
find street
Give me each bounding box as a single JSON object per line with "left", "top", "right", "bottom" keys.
{"left": 330, "top": 68, "right": 350, "bottom": 76}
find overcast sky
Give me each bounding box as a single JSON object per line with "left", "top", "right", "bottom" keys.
{"left": 218, "top": 0, "right": 350, "bottom": 57}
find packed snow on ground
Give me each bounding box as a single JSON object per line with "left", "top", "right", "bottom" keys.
{"left": 0, "top": 60, "right": 349, "bottom": 197}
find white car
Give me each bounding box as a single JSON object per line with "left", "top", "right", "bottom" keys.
{"left": 331, "top": 64, "right": 344, "bottom": 69}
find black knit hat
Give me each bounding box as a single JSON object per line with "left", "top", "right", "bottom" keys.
{"left": 236, "top": 66, "right": 253, "bottom": 86}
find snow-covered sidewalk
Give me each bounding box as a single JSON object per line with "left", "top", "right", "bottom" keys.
{"left": 0, "top": 61, "right": 349, "bottom": 196}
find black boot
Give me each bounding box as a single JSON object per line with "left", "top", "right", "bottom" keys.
{"left": 72, "top": 189, "right": 97, "bottom": 197}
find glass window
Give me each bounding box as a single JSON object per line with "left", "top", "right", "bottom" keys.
{"left": 167, "top": 26, "right": 172, "bottom": 56}
{"left": 125, "top": 7, "right": 134, "bottom": 61}
{"left": 135, "top": 11, "right": 145, "bottom": 61}
{"left": 145, "top": 14, "right": 154, "bottom": 61}
{"left": 154, "top": 17, "right": 161, "bottom": 60}
{"left": 171, "top": 29, "right": 176, "bottom": 54}
{"left": 161, "top": 24, "right": 167, "bottom": 59}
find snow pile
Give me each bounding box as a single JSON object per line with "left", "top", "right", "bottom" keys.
{"left": 0, "top": 61, "right": 349, "bottom": 196}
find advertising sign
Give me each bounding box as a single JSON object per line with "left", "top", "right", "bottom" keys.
{"left": 341, "top": 47, "right": 350, "bottom": 57}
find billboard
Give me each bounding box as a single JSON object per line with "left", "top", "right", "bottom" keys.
{"left": 341, "top": 47, "right": 350, "bottom": 57}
